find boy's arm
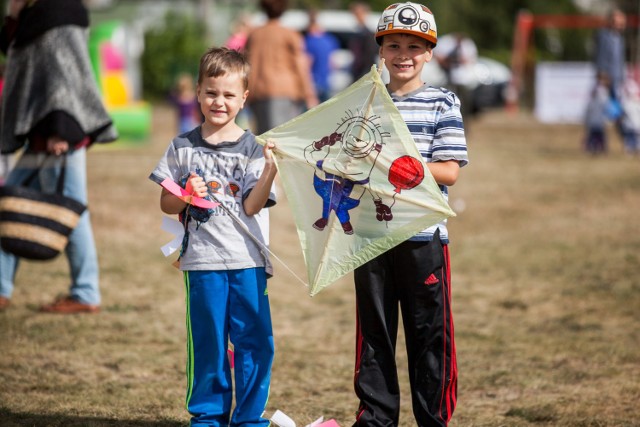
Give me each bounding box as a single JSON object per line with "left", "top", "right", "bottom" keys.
{"left": 160, "top": 188, "right": 187, "bottom": 214}
{"left": 160, "top": 173, "right": 207, "bottom": 214}
{"left": 427, "top": 160, "right": 460, "bottom": 186}
{"left": 243, "top": 141, "right": 278, "bottom": 216}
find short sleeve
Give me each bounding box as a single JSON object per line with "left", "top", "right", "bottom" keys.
{"left": 149, "top": 140, "right": 185, "bottom": 185}
{"left": 433, "top": 92, "right": 468, "bottom": 167}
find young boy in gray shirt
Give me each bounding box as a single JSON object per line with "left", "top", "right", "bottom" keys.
{"left": 149, "top": 47, "right": 278, "bottom": 427}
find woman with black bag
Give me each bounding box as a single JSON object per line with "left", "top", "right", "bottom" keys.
{"left": 0, "top": 0, "right": 117, "bottom": 312}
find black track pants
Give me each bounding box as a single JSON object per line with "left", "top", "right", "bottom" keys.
{"left": 353, "top": 235, "right": 457, "bottom": 427}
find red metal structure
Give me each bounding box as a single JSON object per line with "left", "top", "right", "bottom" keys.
{"left": 506, "top": 11, "right": 640, "bottom": 111}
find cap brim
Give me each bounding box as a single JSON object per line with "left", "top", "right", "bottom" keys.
{"left": 375, "top": 29, "right": 437, "bottom": 46}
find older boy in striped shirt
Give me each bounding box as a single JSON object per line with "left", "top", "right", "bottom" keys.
{"left": 352, "top": 3, "right": 468, "bottom": 426}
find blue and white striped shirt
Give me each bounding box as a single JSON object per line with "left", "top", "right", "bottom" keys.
{"left": 390, "top": 84, "right": 468, "bottom": 243}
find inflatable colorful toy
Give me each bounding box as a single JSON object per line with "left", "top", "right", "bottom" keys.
{"left": 89, "top": 21, "right": 151, "bottom": 141}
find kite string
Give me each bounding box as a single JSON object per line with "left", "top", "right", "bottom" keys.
{"left": 209, "top": 194, "right": 309, "bottom": 289}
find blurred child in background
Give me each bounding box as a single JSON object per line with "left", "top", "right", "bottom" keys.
{"left": 584, "top": 72, "right": 610, "bottom": 154}
{"left": 170, "top": 73, "right": 201, "bottom": 135}
{"left": 619, "top": 79, "right": 640, "bottom": 155}
{"left": 225, "top": 14, "right": 252, "bottom": 53}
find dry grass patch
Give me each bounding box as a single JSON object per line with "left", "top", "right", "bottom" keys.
{"left": 1, "top": 107, "right": 639, "bottom": 426}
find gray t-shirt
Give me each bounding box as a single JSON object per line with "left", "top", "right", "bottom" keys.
{"left": 149, "top": 128, "right": 276, "bottom": 274}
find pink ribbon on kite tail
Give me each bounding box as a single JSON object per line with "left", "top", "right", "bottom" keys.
{"left": 160, "top": 178, "right": 219, "bottom": 209}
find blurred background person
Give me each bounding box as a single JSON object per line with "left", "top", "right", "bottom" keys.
{"left": 304, "top": 9, "right": 339, "bottom": 102}
{"left": 434, "top": 32, "right": 478, "bottom": 117}
{"left": 348, "top": 1, "right": 379, "bottom": 81}
{"left": 225, "top": 13, "right": 252, "bottom": 53}
{"left": 0, "top": 0, "right": 117, "bottom": 312}
{"left": 169, "top": 72, "right": 200, "bottom": 135}
{"left": 0, "top": 61, "right": 10, "bottom": 185}
{"left": 584, "top": 72, "right": 610, "bottom": 154}
{"left": 245, "top": 0, "right": 318, "bottom": 134}
{"left": 594, "top": 8, "right": 626, "bottom": 107}
{"left": 225, "top": 14, "right": 254, "bottom": 129}
{"left": 620, "top": 80, "right": 640, "bottom": 155}
{"left": 592, "top": 8, "right": 637, "bottom": 153}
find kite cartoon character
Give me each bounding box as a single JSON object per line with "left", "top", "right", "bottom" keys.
{"left": 304, "top": 111, "right": 395, "bottom": 234}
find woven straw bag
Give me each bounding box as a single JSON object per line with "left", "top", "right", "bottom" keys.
{"left": 0, "top": 155, "right": 86, "bottom": 260}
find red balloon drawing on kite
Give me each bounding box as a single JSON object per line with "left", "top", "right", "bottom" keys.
{"left": 389, "top": 155, "right": 425, "bottom": 193}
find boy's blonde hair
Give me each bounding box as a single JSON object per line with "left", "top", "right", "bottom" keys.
{"left": 197, "top": 46, "right": 250, "bottom": 89}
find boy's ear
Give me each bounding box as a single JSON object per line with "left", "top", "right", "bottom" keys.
{"left": 241, "top": 89, "right": 249, "bottom": 108}
{"left": 424, "top": 48, "right": 433, "bottom": 62}
{"left": 196, "top": 84, "right": 201, "bottom": 101}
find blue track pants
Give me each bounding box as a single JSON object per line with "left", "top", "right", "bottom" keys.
{"left": 184, "top": 268, "right": 274, "bottom": 427}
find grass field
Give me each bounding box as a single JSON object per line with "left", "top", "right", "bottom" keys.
{"left": 1, "top": 106, "right": 639, "bottom": 426}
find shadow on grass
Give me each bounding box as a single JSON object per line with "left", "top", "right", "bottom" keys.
{"left": 0, "top": 408, "right": 186, "bottom": 427}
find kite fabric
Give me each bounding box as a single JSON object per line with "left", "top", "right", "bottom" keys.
{"left": 256, "top": 66, "right": 456, "bottom": 296}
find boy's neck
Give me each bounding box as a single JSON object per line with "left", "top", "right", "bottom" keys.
{"left": 200, "top": 122, "right": 245, "bottom": 145}
{"left": 387, "top": 79, "right": 424, "bottom": 97}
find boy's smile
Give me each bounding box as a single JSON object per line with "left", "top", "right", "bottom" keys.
{"left": 379, "top": 33, "right": 433, "bottom": 95}
{"left": 197, "top": 71, "right": 248, "bottom": 135}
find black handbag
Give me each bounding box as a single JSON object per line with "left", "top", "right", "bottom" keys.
{"left": 0, "top": 155, "right": 87, "bottom": 260}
